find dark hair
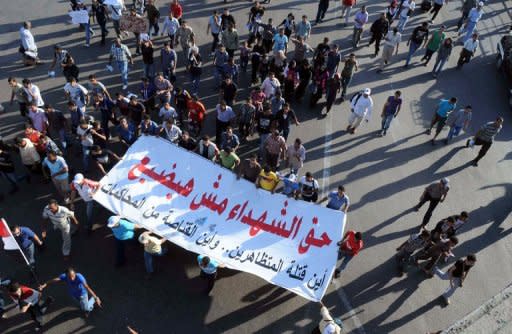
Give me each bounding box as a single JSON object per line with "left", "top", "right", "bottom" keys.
{"left": 48, "top": 199, "right": 59, "bottom": 206}
{"left": 65, "top": 267, "right": 75, "bottom": 275}
{"left": 294, "top": 138, "right": 302, "bottom": 145}
{"left": 201, "top": 256, "right": 210, "bottom": 265}
{"left": 10, "top": 225, "right": 20, "bottom": 232}
{"left": 449, "top": 97, "right": 458, "bottom": 103}
{"left": 446, "top": 217, "right": 455, "bottom": 223}
{"left": 8, "top": 281, "right": 20, "bottom": 293}
{"left": 305, "top": 171, "right": 312, "bottom": 178}
{"left": 355, "top": 232, "right": 362, "bottom": 241}
{"left": 22, "top": 78, "right": 31, "bottom": 85}
{"left": 263, "top": 165, "right": 271, "bottom": 173}
{"left": 467, "top": 254, "right": 477, "bottom": 262}
{"left": 449, "top": 236, "right": 459, "bottom": 245}
{"left": 460, "top": 211, "right": 469, "bottom": 218}
{"left": 143, "top": 114, "right": 151, "bottom": 121}
{"left": 420, "top": 229, "right": 430, "bottom": 238}
{"left": 202, "top": 135, "right": 210, "bottom": 141}
{"left": 395, "top": 90, "right": 402, "bottom": 96}
{"left": 338, "top": 185, "right": 345, "bottom": 192}
{"left": 8, "top": 77, "right": 16, "bottom": 83}
{"left": 249, "top": 153, "right": 258, "bottom": 159}
{"left": 88, "top": 74, "right": 97, "bottom": 80}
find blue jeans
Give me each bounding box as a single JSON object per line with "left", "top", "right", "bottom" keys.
{"left": 432, "top": 56, "right": 447, "bottom": 75}
{"left": 77, "top": 293, "right": 95, "bottom": 312}
{"left": 446, "top": 126, "right": 462, "bottom": 141}
{"left": 336, "top": 250, "right": 354, "bottom": 272}
{"left": 85, "top": 23, "right": 91, "bottom": 45}
{"left": 143, "top": 63, "right": 155, "bottom": 80}
{"left": 405, "top": 41, "right": 420, "bottom": 66}
{"left": 397, "top": 16, "right": 408, "bottom": 32}
{"left": 82, "top": 146, "right": 91, "bottom": 172}
{"left": 191, "top": 73, "right": 201, "bottom": 95}
{"left": 23, "top": 243, "right": 36, "bottom": 265}
{"left": 143, "top": 249, "right": 166, "bottom": 273}
{"left": 85, "top": 201, "right": 94, "bottom": 229}
{"left": 381, "top": 114, "right": 394, "bottom": 131}
{"left": 116, "top": 60, "right": 129, "bottom": 86}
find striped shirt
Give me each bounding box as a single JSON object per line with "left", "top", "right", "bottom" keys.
{"left": 110, "top": 44, "right": 131, "bottom": 62}
{"left": 476, "top": 122, "right": 502, "bottom": 142}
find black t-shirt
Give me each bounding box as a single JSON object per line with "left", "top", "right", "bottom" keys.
{"left": 252, "top": 45, "right": 266, "bottom": 59}
{"left": 452, "top": 259, "right": 473, "bottom": 278}
{"left": 250, "top": 6, "right": 265, "bottom": 21}
{"left": 411, "top": 26, "right": 429, "bottom": 45}
{"left": 128, "top": 103, "right": 145, "bottom": 124}
{"left": 275, "top": 109, "right": 297, "bottom": 130}
{"left": 141, "top": 44, "right": 154, "bottom": 64}
{"left": 93, "top": 128, "right": 107, "bottom": 148}
{"left": 179, "top": 137, "right": 197, "bottom": 151}
{"left": 221, "top": 82, "right": 238, "bottom": 100}
{"left": 256, "top": 112, "right": 274, "bottom": 134}
{"left": 221, "top": 14, "right": 236, "bottom": 30}
{"left": 0, "top": 151, "right": 15, "bottom": 173}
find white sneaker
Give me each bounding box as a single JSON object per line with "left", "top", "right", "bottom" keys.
{"left": 85, "top": 44, "right": 90, "bottom": 48}
{"left": 122, "top": 85, "right": 128, "bottom": 90}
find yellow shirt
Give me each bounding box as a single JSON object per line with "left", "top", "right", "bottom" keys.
{"left": 258, "top": 170, "right": 279, "bottom": 191}
{"left": 144, "top": 236, "right": 162, "bottom": 254}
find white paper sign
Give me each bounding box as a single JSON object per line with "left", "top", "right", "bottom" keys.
{"left": 93, "top": 136, "right": 345, "bottom": 301}
{"left": 69, "top": 10, "right": 90, "bottom": 24}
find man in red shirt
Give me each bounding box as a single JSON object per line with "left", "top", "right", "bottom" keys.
{"left": 8, "top": 281, "right": 53, "bottom": 331}
{"left": 169, "top": 0, "right": 183, "bottom": 24}
{"left": 334, "top": 230, "right": 363, "bottom": 278}
{"left": 187, "top": 95, "right": 206, "bottom": 137}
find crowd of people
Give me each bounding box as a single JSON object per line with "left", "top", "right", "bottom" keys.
{"left": 0, "top": 0, "right": 507, "bottom": 332}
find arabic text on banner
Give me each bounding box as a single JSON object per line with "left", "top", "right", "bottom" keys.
{"left": 93, "top": 136, "right": 345, "bottom": 301}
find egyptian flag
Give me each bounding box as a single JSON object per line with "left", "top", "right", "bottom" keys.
{"left": 0, "top": 218, "right": 18, "bottom": 250}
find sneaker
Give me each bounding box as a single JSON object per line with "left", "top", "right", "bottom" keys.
{"left": 426, "top": 129, "right": 431, "bottom": 135}
{"left": 471, "top": 159, "right": 478, "bottom": 167}
{"left": 413, "top": 205, "right": 419, "bottom": 212}
{"left": 376, "top": 69, "right": 383, "bottom": 73}
{"left": 85, "top": 44, "right": 90, "bottom": 48}
{"left": 431, "top": 139, "right": 436, "bottom": 146}
{"left": 334, "top": 269, "right": 341, "bottom": 279}
{"left": 444, "top": 139, "right": 448, "bottom": 145}
{"left": 383, "top": 130, "right": 387, "bottom": 136}
{"left": 442, "top": 296, "right": 451, "bottom": 306}
{"left": 465, "top": 139, "right": 470, "bottom": 148}
{"left": 122, "top": 85, "right": 128, "bottom": 90}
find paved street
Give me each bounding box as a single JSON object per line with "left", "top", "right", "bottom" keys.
{"left": 1, "top": 0, "right": 511, "bottom": 333}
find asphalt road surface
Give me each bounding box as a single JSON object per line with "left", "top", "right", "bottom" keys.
{"left": 0, "top": 0, "right": 511, "bottom": 333}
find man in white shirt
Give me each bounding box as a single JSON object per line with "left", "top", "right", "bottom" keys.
{"left": 76, "top": 119, "right": 94, "bottom": 172}
{"left": 160, "top": 120, "right": 182, "bottom": 143}
{"left": 22, "top": 79, "right": 44, "bottom": 107}
{"left": 64, "top": 77, "right": 89, "bottom": 113}
{"left": 286, "top": 138, "right": 306, "bottom": 174}
{"left": 261, "top": 72, "right": 281, "bottom": 98}
{"left": 347, "top": 88, "right": 374, "bottom": 134}
{"left": 162, "top": 12, "right": 180, "bottom": 48}
{"left": 27, "top": 103, "right": 48, "bottom": 133}
{"left": 377, "top": 27, "right": 401, "bottom": 73}
{"left": 456, "top": 33, "right": 479, "bottom": 69}
{"left": 109, "top": 0, "right": 125, "bottom": 38}
{"left": 463, "top": 2, "right": 484, "bottom": 42}
{"left": 70, "top": 173, "right": 99, "bottom": 233}
{"left": 41, "top": 199, "right": 79, "bottom": 259}
{"left": 19, "top": 21, "right": 40, "bottom": 65}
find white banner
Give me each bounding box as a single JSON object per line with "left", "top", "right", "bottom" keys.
{"left": 68, "top": 10, "right": 90, "bottom": 24}
{"left": 93, "top": 136, "right": 345, "bottom": 301}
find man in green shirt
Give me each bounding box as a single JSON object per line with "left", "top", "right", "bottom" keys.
{"left": 421, "top": 25, "right": 445, "bottom": 65}
{"left": 219, "top": 147, "right": 240, "bottom": 170}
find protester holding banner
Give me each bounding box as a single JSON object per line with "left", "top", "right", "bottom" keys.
{"left": 138, "top": 231, "right": 167, "bottom": 278}
{"left": 107, "top": 216, "right": 141, "bottom": 267}
{"left": 197, "top": 255, "right": 221, "bottom": 295}
{"left": 256, "top": 165, "right": 280, "bottom": 193}
{"left": 69, "top": 173, "right": 100, "bottom": 234}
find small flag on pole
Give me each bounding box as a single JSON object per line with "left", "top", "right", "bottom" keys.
{"left": 0, "top": 218, "right": 30, "bottom": 265}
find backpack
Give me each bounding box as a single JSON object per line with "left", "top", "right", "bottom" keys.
{"left": 350, "top": 92, "right": 363, "bottom": 105}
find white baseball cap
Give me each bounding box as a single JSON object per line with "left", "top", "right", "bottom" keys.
{"left": 73, "top": 173, "right": 84, "bottom": 184}
{"left": 478, "top": 2, "right": 484, "bottom": 6}
{"left": 107, "top": 216, "right": 121, "bottom": 228}
{"left": 441, "top": 177, "right": 450, "bottom": 185}
{"left": 363, "top": 88, "right": 371, "bottom": 95}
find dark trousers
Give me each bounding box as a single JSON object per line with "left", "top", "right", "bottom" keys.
{"left": 368, "top": 33, "right": 383, "bottom": 55}
{"left": 422, "top": 48, "right": 435, "bottom": 64}
{"left": 316, "top": 1, "right": 329, "bottom": 23}
{"left": 115, "top": 238, "right": 127, "bottom": 266}
{"left": 215, "top": 119, "right": 230, "bottom": 145}
{"left": 396, "top": 249, "right": 414, "bottom": 273}
{"left": 457, "top": 11, "right": 469, "bottom": 30}
{"left": 430, "top": 3, "right": 443, "bottom": 21}
{"left": 211, "top": 33, "right": 219, "bottom": 53}
{"left": 311, "top": 326, "right": 321, "bottom": 334}
{"left": 340, "top": 75, "right": 352, "bottom": 98}
{"left": 200, "top": 271, "right": 217, "bottom": 294}
{"left": 457, "top": 49, "right": 473, "bottom": 68}
{"left": 251, "top": 57, "right": 260, "bottom": 83}
{"left": 98, "top": 20, "right": 108, "bottom": 44}
{"left": 474, "top": 138, "right": 492, "bottom": 162}
{"left": 416, "top": 193, "right": 440, "bottom": 227}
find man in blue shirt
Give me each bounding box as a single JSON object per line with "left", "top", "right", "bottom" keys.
{"left": 108, "top": 216, "right": 140, "bottom": 266}
{"left": 117, "top": 117, "right": 137, "bottom": 147}
{"left": 197, "top": 255, "right": 223, "bottom": 295}
{"left": 426, "top": 97, "right": 457, "bottom": 145}
{"left": 11, "top": 225, "right": 43, "bottom": 269}
{"left": 320, "top": 185, "right": 350, "bottom": 213}
{"left": 39, "top": 267, "right": 101, "bottom": 317}
{"left": 42, "top": 151, "right": 70, "bottom": 201}
{"left": 272, "top": 28, "right": 289, "bottom": 54}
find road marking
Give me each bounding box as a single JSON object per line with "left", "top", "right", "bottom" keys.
{"left": 320, "top": 114, "right": 366, "bottom": 334}
{"left": 334, "top": 280, "right": 367, "bottom": 334}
